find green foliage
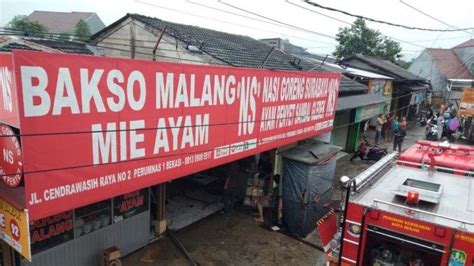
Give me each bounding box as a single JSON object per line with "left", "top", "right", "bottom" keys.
{"left": 74, "top": 19, "right": 91, "bottom": 41}
{"left": 334, "top": 18, "right": 403, "bottom": 64}
{"left": 7, "top": 15, "right": 49, "bottom": 35}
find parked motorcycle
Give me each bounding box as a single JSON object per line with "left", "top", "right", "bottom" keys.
{"left": 419, "top": 113, "right": 427, "bottom": 127}
{"left": 350, "top": 136, "right": 388, "bottom": 162}
{"left": 425, "top": 123, "right": 439, "bottom": 141}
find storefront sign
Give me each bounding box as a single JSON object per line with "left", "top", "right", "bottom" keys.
{"left": 0, "top": 124, "right": 22, "bottom": 188}
{"left": 383, "top": 81, "right": 393, "bottom": 96}
{"left": 0, "top": 198, "right": 31, "bottom": 261}
{"left": 369, "top": 80, "right": 386, "bottom": 95}
{"left": 113, "top": 189, "right": 148, "bottom": 222}
{"left": 458, "top": 88, "right": 474, "bottom": 116}
{"left": 30, "top": 211, "right": 73, "bottom": 254}
{"left": 0, "top": 53, "right": 19, "bottom": 128}
{"left": 358, "top": 103, "right": 384, "bottom": 121}
{"left": 11, "top": 50, "right": 340, "bottom": 219}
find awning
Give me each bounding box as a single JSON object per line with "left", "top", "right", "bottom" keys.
{"left": 336, "top": 93, "right": 389, "bottom": 111}
{"left": 278, "top": 142, "right": 342, "bottom": 164}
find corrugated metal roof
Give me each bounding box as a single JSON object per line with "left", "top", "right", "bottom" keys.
{"left": 344, "top": 66, "right": 394, "bottom": 80}
{"left": 342, "top": 54, "right": 424, "bottom": 81}
{"left": 336, "top": 93, "right": 388, "bottom": 111}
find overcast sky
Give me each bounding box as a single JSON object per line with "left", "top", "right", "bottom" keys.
{"left": 1, "top": 0, "right": 473, "bottom": 60}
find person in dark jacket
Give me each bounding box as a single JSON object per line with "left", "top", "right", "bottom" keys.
{"left": 393, "top": 127, "right": 406, "bottom": 153}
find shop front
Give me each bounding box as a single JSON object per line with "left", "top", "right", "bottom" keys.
{"left": 0, "top": 50, "right": 340, "bottom": 265}
{"left": 332, "top": 94, "right": 388, "bottom": 152}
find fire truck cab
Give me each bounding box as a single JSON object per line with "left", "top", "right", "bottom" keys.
{"left": 336, "top": 141, "right": 474, "bottom": 265}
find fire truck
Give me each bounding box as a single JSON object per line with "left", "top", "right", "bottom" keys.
{"left": 318, "top": 140, "right": 474, "bottom": 265}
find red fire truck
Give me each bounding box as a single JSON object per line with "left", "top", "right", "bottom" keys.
{"left": 318, "top": 140, "right": 474, "bottom": 265}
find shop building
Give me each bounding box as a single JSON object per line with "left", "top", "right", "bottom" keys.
{"left": 0, "top": 37, "right": 340, "bottom": 266}
{"left": 340, "top": 55, "right": 431, "bottom": 120}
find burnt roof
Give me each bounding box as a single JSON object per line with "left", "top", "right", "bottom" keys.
{"left": 341, "top": 54, "right": 424, "bottom": 81}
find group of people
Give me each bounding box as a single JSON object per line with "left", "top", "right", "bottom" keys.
{"left": 375, "top": 114, "right": 407, "bottom": 152}
{"left": 427, "top": 103, "right": 463, "bottom": 141}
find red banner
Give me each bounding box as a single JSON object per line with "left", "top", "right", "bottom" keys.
{"left": 12, "top": 50, "right": 340, "bottom": 219}
{"left": 0, "top": 53, "right": 19, "bottom": 127}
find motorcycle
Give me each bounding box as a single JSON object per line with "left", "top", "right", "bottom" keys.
{"left": 350, "top": 136, "right": 388, "bottom": 162}
{"left": 425, "top": 120, "right": 439, "bottom": 141}
{"left": 426, "top": 125, "right": 439, "bottom": 141}
{"left": 419, "top": 113, "right": 427, "bottom": 127}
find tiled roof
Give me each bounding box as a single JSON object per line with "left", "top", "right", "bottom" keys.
{"left": 118, "top": 14, "right": 366, "bottom": 93}
{"left": 91, "top": 14, "right": 367, "bottom": 94}
{"left": 27, "top": 11, "right": 94, "bottom": 34}
{"left": 27, "top": 39, "right": 94, "bottom": 55}
{"left": 453, "top": 39, "right": 474, "bottom": 49}
{"left": 427, "top": 49, "right": 474, "bottom": 79}
{"left": 341, "top": 54, "right": 423, "bottom": 81}
{"left": 0, "top": 42, "right": 39, "bottom": 52}
{"left": 128, "top": 14, "right": 308, "bottom": 70}
{"left": 0, "top": 36, "right": 94, "bottom": 55}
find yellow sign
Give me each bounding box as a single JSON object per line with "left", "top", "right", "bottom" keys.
{"left": 0, "top": 198, "right": 31, "bottom": 261}
{"left": 458, "top": 88, "right": 474, "bottom": 116}
{"left": 383, "top": 81, "right": 393, "bottom": 96}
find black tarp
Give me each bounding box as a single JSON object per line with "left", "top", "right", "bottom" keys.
{"left": 280, "top": 143, "right": 339, "bottom": 237}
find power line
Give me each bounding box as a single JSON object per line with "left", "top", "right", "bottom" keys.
{"left": 399, "top": 0, "right": 473, "bottom": 35}
{"left": 283, "top": 0, "right": 426, "bottom": 49}
{"left": 134, "top": 0, "right": 335, "bottom": 44}
{"left": 303, "top": 0, "right": 474, "bottom": 32}
{"left": 217, "top": 0, "right": 335, "bottom": 39}
{"left": 185, "top": 0, "right": 332, "bottom": 46}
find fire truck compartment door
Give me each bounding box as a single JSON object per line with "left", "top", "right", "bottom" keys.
{"left": 363, "top": 226, "right": 445, "bottom": 265}
{"left": 366, "top": 226, "right": 445, "bottom": 253}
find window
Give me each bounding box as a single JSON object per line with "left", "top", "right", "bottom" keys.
{"left": 113, "top": 188, "right": 149, "bottom": 223}
{"left": 30, "top": 211, "right": 74, "bottom": 254}
{"left": 74, "top": 199, "right": 112, "bottom": 237}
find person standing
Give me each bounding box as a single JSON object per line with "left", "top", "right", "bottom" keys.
{"left": 375, "top": 114, "right": 384, "bottom": 145}
{"left": 384, "top": 115, "right": 393, "bottom": 142}
{"left": 393, "top": 127, "right": 406, "bottom": 153}
{"left": 436, "top": 113, "right": 443, "bottom": 140}
{"left": 390, "top": 116, "right": 399, "bottom": 141}
{"left": 400, "top": 116, "right": 407, "bottom": 129}
{"left": 223, "top": 162, "right": 240, "bottom": 213}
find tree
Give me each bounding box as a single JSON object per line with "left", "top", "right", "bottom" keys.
{"left": 74, "top": 19, "right": 91, "bottom": 41}
{"left": 334, "top": 18, "right": 403, "bottom": 64}
{"left": 7, "top": 15, "right": 48, "bottom": 35}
